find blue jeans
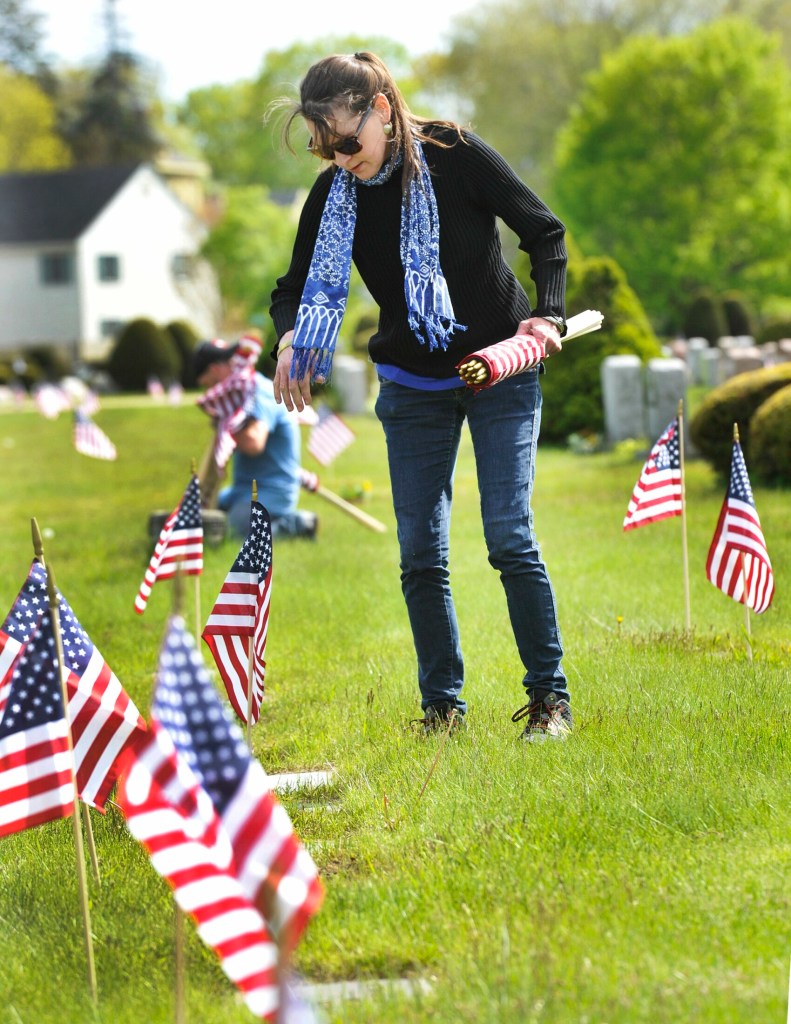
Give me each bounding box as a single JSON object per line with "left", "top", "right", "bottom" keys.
{"left": 374, "top": 369, "right": 567, "bottom": 713}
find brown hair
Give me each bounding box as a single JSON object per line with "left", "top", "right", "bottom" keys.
{"left": 276, "top": 51, "right": 464, "bottom": 189}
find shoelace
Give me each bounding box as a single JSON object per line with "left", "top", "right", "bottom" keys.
{"left": 511, "top": 700, "right": 544, "bottom": 724}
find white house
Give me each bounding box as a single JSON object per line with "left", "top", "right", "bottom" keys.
{"left": 0, "top": 163, "right": 221, "bottom": 362}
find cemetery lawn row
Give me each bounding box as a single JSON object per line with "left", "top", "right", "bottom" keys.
{"left": 0, "top": 402, "right": 788, "bottom": 1023}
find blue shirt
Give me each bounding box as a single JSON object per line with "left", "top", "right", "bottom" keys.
{"left": 220, "top": 374, "right": 301, "bottom": 517}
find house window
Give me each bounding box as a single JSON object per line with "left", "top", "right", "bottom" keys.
{"left": 97, "top": 255, "right": 120, "bottom": 282}
{"left": 40, "top": 252, "right": 73, "bottom": 285}
{"left": 171, "top": 253, "right": 193, "bottom": 278}
{"left": 100, "top": 320, "right": 124, "bottom": 340}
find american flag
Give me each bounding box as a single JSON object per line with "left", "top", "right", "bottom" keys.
{"left": 458, "top": 333, "right": 545, "bottom": 392}
{"left": 73, "top": 410, "right": 117, "bottom": 461}
{"left": 202, "top": 501, "right": 272, "bottom": 725}
{"left": 0, "top": 609, "right": 74, "bottom": 838}
{"left": 196, "top": 336, "right": 262, "bottom": 470}
{"left": 1, "top": 561, "right": 146, "bottom": 808}
{"left": 307, "top": 405, "right": 355, "bottom": 466}
{"left": 623, "top": 419, "right": 683, "bottom": 531}
{"left": 706, "top": 439, "right": 775, "bottom": 613}
{"left": 135, "top": 475, "right": 203, "bottom": 614}
{"left": 117, "top": 616, "right": 322, "bottom": 1020}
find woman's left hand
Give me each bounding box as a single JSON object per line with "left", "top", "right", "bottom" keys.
{"left": 516, "top": 317, "right": 563, "bottom": 356}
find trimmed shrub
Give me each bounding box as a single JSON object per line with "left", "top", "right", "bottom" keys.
{"left": 756, "top": 317, "right": 791, "bottom": 345}
{"left": 749, "top": 384, "right": 791, "bottom": 484}
{"left": 164, "top": 319, "right": 200, "bottom": 388}
{"left": 108, "top": 317, "right": 181, "bottom": 392}
{"left": 513, "top": 254, "right": 661, "bottom": 442}
{"left": 26, "top": 344, "right": 73, "bottom": 381}
{"left": 681, "top": 290, "right": 727, "bottom": 343}
{"left": 721, "top": 292, "right": 755, "bottom": 338}
{"left": 689, "top": 362, "right": 791, "bottom": 475}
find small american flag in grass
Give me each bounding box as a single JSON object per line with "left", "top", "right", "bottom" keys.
{"left": 623, "top": 419, "right": 683, "bottom": 531}
{"left": 706, "top": 439, "right": 774, "bottom": 613}
{"left": 117, "top": 615, "right": 322, "bottom": 1020}
{"left": 1, "top": 561, "right": 146, "bottom": 809}
{"left": 135, "top": 475, "right": 203, "bottom": 614}
{"left": 73, "top": 410, "right": 116, "bottom": 460}
{"left": 202, "top": 501, "right": 272, "bottom": 726}
{"left": 0, "top": 610, "right": 74, "bottom": 838}
{"left": 307, "top": 404, "right": 355, "bottom": 466}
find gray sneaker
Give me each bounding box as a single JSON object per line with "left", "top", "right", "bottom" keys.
{"left": 411, "top": 701, "right": 465, "bottom": 736}
{"left": 512, "top": 691, "right": 572, "bottom": 742}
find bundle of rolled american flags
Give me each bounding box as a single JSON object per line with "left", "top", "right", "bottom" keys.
{"left": 196, "top": 335, "right": 262, "bottom": 470}
{"left": 456, "top": 309, "right": 604, "bottom": 392}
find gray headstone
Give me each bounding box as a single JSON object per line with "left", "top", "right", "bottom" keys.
{"left": 724, "top": 347, "right": 764, "bottom": 378}
{"left": 699, "top": 347, "right": 723, "bottom": 388}
{"left": 332, "top": 354, "right": 369, "bottom": 414}
{"left": 645, "top": 358, "right": 686, "bottom": 440}
{"left": 687, "top": 337, "right": 710, "bottom": 385}
{"left": 600, "top": 354, "right": 644, "bottom": 442}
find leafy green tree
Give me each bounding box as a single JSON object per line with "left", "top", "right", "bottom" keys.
{"left": 553, "top": 18, "right": 791, "bottom": 327}
{"left": 0, "top": 65, "right": 70, "bottom": 170}
{"left": 200, "top": 185, "right": 298, "bottom": 337}
{"left": 430, "top": 0, "right": 791, "bottom": 195}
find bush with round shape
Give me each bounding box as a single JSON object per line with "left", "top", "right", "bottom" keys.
{"left": 165, "top": 319, "right": 200, "bottom": 388}
{"left": 108, "top": 317, "right": 181, "bottom": 392}
{"left": 756, "top": 317, "right": 791, "bottom": 345}
{"left": 721, "top": 292, "right": 755, "bottom": 338}
{"left": 513, "top": 254, "right": 661, "bottom": 443}
{"left": 749, "top": 384, "right": 791, "bottom": 484}
{"left": 689, "top": 362, "right": 791, "bottom": 475}
{"left": 681, "top": 290, "right": 727, "bottom": 344}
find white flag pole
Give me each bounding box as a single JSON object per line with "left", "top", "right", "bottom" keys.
{"left": 677, "top": 400, "right": 691, "bottom": 630}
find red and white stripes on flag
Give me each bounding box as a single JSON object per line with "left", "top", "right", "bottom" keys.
{"left": 73, "top": 409, "right": 117, "bottom": 460}
{"left": 706, "top": 439, "right": 775, "bottom": 614}
{"left": 457, "top": 310, "right": 605, "bottom": 392}
{"left": 623, "top": 419, "right": 683, "bottom": 531}
{"left": 196, "top": 335, "right": 263, "bottom": 470}
{"left": 459, "top": 333, "right": 545, "bottom": 392}
{"left": 117, "top": 614, "right": 322, "bottom": 1020}
{"left": 307, "top": 405, "right": 355, "bottom": 466}
{"left": 202, "top": 501, "right": 272, "bottom": 726}
{"left": 1, "top": 561, "right": 147, "bottom": 809}
{"left": 117, "top": 719, "right": 280, "bottom": 1021}
{"left": 0, "top": 611, "right": 74, "bottom": 838}
{"left": 135, "top": 475, "right": 203, "bottom": 614}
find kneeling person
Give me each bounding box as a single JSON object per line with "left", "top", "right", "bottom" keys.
{"left": 194, "top": 340, "right": 317, "bottom": 539}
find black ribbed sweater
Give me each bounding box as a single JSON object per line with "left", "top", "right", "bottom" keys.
{"left": 269, "top": 128, "right": 567, "bottom": 379}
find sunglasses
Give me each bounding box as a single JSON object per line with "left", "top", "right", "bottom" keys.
{"left": 307, "top": 105, "right": 374, "bottom": 160}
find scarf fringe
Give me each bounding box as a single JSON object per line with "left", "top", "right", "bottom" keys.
{"left": 408, "top": 311, "right": 467, "bottom": 352}
{"left": 290, "top": 344, "right": 335, "bottom": 384}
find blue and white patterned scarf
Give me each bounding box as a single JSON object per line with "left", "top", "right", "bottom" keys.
{"left": 290, "top": 143, "right": 466, "bottom": 383}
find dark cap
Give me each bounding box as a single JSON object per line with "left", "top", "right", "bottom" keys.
{"left": 193, "top": 339, "right": 239, "bottom": 379}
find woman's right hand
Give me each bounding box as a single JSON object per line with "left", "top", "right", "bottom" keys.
{"left": 273, "top": 332, "right": 313, "bottom": 412}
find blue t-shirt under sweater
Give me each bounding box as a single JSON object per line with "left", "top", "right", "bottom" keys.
{"left": 220, "top": 373, "right": 301, "bottom": 517}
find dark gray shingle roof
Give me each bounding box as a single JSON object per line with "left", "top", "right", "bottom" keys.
{"left": 0, "top": 164, "right": 140, "bottom": 243}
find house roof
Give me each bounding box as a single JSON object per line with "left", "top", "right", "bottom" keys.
{"left": 0, "top": 164, "right": 141, "bottom": 244}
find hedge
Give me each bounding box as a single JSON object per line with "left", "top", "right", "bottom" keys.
{"left": 749, "top": 384, "right": 791, "bottom": 484}
{"left": 689, "top": 362, "right": 791, "bottom": 475}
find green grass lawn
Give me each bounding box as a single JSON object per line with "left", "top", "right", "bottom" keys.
{"left": 0, "top": 398, "right": 788, "bottom": 1024}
